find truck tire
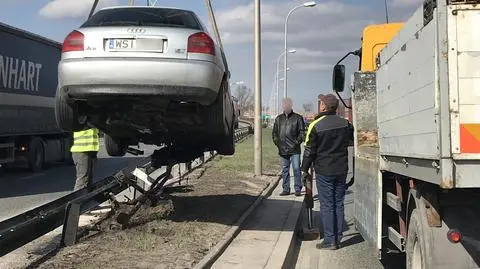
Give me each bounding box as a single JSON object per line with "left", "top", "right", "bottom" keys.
{"left": 28, "top": 137, "right": 44, "bottom": 173}
{"left": 65, "top": 152, "right": 74, "bottom": 165}
{"left": 55, "top": 91, "right": 85, "bottom": 132}
{"left": 406, "top": 209, "right": 427, "bottom": 269}
{"left": 105, "top": 135, "right": 127, "bottom": 157}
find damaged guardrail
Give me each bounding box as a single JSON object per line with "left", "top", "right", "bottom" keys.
{"left": 0, "top": 126, "right": 252, "bottom": 257}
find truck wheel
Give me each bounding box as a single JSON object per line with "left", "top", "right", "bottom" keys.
{"left": 406, "top": 209, "right": 426, "bottom": 269}
{"left": 55, "top": 91, "right": 85, "bottom": 132}
{"left": 105, "top": 135, "right": 127, "bottom": 157}
{"left": 28, "top": 137, "right": 44, "bottom": 172}
{"left": 65, "top": 152, "right": 74, "bottom": 165}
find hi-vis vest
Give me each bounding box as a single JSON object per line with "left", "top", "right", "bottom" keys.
{"left": 71, "top": 128, "right": 100, "bottom": 153}
{"left": 304, "top": 116, "right": 326, "bottom": 146}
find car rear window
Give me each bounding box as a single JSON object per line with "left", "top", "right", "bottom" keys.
{"left": 81, "top": 8, "right": 202, "bottom": 30}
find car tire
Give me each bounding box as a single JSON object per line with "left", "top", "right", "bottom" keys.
{"left": 207, "top": 79, "right": 229, "bottom": 135}
{"left": 105, "top": 135, "right": 127, "bottom": 157}
{"left": 406, "top": 209, "right": 427, "bottom": 269}
{"left": 55, "top": 90, "right": 85, "bottom": 132}
{"left": 216, "top": 121, "right": 235, "bottom": 156}
{"left": 28, "top": 137, "right": 44, "bottom": 173}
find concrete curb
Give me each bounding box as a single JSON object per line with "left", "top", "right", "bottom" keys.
{"left": 194, "top": 175, "right": 281, "bottom": 269}
{"left": 264, "top": 195, "right": 304, "bottom": 269}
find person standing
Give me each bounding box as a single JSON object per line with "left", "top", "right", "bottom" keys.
{"left": 301, "top": 94, "right": 353, "bottom": 250}
{"left": 272, "top": 98, "right": 305, "bottom": 196}
{"left": 71, "top": 128, "right": 100, "bottom": 191}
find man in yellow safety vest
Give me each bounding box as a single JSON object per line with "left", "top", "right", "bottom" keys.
{"left": 71, "top": 128, "right": 100, "bottom": 191}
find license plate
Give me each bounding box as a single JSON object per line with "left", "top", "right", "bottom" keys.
{"left": 108, "top": 39, "right": 135, "bottom": 50}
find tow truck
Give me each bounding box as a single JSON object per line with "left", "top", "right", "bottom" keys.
{"left": 332, "top": 0, "right": 480, "bottom": 268}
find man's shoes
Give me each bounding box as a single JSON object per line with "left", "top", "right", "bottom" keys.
{"left": 279, "top": 191, "right": 290, "bottom": 196}
{"left": 295, "top": 191, "right": 302, "bottom": 197}
{"left": 316, "top": 242, "right": 339, "bottom": 250}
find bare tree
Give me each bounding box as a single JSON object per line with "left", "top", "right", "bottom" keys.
{"left": 303, "top": 103, "right": 313, "bottom": 112}
{"left": 234, "top": 85, "right": 254, "bottom": 114}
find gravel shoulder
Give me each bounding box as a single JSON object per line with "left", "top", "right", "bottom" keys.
{"left": 38, "top": 130, "right": 279, "bottom": 269}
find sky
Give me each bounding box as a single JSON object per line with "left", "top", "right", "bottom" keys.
{"left": 0, "top": 0, "right": 423, "bottom": 112}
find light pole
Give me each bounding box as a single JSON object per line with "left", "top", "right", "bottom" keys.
{"left": 276, "top": 49, "right": 296, "bottom": 115}
{"left": 254, "top": 0, "right": 262, "bottom": 176}
{"left": 274, "top": 68, "right": 290, "bottom": 116}
{"left": 283, "top": 1, "right": 317, "bottom": 98}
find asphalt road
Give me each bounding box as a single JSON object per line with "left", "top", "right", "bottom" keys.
{"left": 0, "top": 142, "right": 154, "bottom": 222}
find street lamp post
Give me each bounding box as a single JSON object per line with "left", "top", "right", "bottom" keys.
{"left": 283, "top": 1, "right": 316, "bottom": 98}
{"left": 276, "top": 49, "right": 295, "bottom": 115}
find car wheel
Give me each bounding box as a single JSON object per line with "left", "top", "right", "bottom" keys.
{"left": 28, "top": 137, "right": 44, "bottom": 172}
{"left": 207, "top": 79, "right": 229, "bottom": 135}
{"left": 406, "top": 209, "right": 426, "bottom": 269}
{"left": 216, "top": 122, "right": 235, "bottom": 156}
{"left": 55, "top": 90, "right": 85, "bottom": 132}
{"left": 105, "top": 135, "right": 127, "bottom": 157}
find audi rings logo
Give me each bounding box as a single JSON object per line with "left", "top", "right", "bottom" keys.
{"left": 127, "top": 28, "right": 146, "bottom": 33}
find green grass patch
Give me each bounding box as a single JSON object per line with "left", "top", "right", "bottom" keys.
{"left": 214, "top": 128, "right": 279, "bottom": 175}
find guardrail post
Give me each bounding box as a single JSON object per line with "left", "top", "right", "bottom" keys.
{"left": 61, "top": 202, "right": 81, "bottom": 246}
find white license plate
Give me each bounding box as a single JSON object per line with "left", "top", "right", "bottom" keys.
{"left": 108, "top": 39, "right": 135, "bottom": 50}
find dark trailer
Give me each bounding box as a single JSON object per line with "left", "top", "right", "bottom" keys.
{"left": 0, "top": 22, "right": 72, "bottom": 171}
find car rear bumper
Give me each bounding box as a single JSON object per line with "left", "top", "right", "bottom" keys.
{"left": 64, "top": 84, "right": 218, "bottom": 105}
{"left": 58, "top": 58, "right": 223, "bottom": 105}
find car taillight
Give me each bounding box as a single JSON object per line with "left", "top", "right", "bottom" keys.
{"left": 62, "top": 31, "right": 84, "bottom": 53}
{"left": 188, "top": 32, "right": 215, "bottom": 55}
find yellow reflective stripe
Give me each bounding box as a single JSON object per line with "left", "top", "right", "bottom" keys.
{"left": 74, "top": 135, "right": 98, "bottom": 141}
{"left": 304, "top": 116, "right": 326, "bottom": 145}
{"left": 73, "top": 139, "right": 98, "bottom": 144}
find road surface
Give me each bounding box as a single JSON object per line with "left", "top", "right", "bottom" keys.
{"left": 0, "top": 141, "right": 154, "bottom": 222}
{"left": 294, "top": 184, "right": 406, "bottom": 269}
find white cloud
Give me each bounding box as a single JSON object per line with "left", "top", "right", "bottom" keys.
{"left": 291, "top": 62, "right": 332, "bottom": 71}
{"left": 214, "top": 0, "right": 419, "bottom": 105}
{"left": 391, "top": 0, "right": 423, "bottom": 7}
{"left": 39, "top": 0, "right": 119, "bottom": 19}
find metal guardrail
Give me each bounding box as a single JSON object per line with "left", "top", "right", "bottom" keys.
{"left": 0, "top": 172, "right": 129, "bottom": 256}
{"left": 0, "top": 126, "right": 252, "bottom": 257}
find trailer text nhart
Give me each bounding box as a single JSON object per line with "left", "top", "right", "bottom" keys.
{"left": 0, "top": 55, "right": 42, "bottom": 92}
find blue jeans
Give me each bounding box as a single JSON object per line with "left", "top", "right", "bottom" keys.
{"left": 280, "top": 154, "right": 302, "bottom": 193}
{"left": 316, "top": 173, "right": 347, "bottom": 245}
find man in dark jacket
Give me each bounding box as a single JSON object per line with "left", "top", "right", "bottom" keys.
{"left": 272, "top": 98, "right": 305, "bottom": 196}
{"left": 301, "top": 94, "right": 353, "bottom": 250}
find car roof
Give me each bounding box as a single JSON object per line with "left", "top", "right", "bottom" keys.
{"left": 98, "top": 6, "right": 194, "bottom": 13}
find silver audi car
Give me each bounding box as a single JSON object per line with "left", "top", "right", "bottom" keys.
{"left": 55, "top": 6, "right": 235, "bottom": 157}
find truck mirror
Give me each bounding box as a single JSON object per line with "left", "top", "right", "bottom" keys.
{"left": 332, "top": 64, "right": 346, "bottom": 92}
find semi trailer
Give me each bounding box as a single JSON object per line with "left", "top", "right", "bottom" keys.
{"left": 0, "top": 22, "right": 72, "bottom": 172}
{"left": 333, "top": 0, "right": 480, "bottom": 268}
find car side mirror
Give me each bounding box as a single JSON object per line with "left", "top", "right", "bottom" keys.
{"left": 332, "top": 64, "right": 346, "bottom": 92}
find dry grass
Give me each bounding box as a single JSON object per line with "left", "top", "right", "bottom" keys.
{"left": 38, "top": 129, "right": 280, "bottom": 269}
